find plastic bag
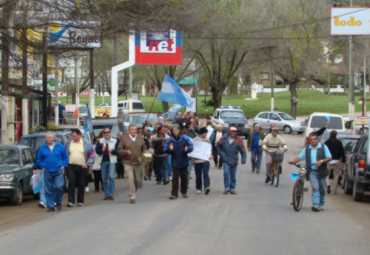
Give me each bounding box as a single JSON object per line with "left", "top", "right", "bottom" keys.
{"left": 289, "top": 172, "right": 300, "bottom": 183}
{"left": 31, "top": 172, "right": 42, "bottom": 194}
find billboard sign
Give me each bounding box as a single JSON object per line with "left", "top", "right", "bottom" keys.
{"left": 135, "top": 30, "right": 183, "bottom": 65}
{"left": 331, "top": 8, "right": 370, "bottom": 35}
{"left": 48, "top": 21, "right": 101, "bottom": 48}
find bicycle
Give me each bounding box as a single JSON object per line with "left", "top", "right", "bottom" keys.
{"left": 268, "top": 150, "right": 285, "bottom": 187}
{"left": 289, "top": 163, "right": 307, "bottom": 212}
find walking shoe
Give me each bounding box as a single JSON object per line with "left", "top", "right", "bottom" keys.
{"left": 47, "top": 207, "right": 56, "bottom": 212}
{"left": 129, "top": 198, "right": 136, "bottom": 204}
{"left": 77, "top": 203, "right": 84, "bottom": 207}
{"left": 56, "top": 204, "right": 62, "bottom": 211}
{"left": 223, "top": 190, "right": 230, "bottom": 195}
{"left": 205, "top": 188, "right": 210, "bottom": 195}
{"left": 85, "top": 187, "right": 90, "bottom": 193}
{"left": 163, "top": 180, "right": 170, "bottom": 185}
{"left": 311, "top": 207, "right": 320, "bottom": 212}
{"left": 230, "top": 190, "right": 237, "bottom": 195}
{"left": 169, "top": 195, "right": 178, "bottom": 200}
{"left": 67, "top": 202, "right": 75, "bottom": 208}
{"left": 265, "top": 176, "right": 270, "bottom": 184}
{"left": 196, "top": 190, "right": 202, "bottom": 194}
{"left": 327, "top": 185, "right": 331, "bottom": 194}
{"left": 38, "top": 202, "right": 46, "bottom": 209}
{"left": 318, "top": 206, "right": 325, "bottom": 211}
{"left": 182, "top": 194, "right": 189, "bottom": 199}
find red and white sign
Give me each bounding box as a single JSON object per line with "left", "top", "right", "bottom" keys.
{"left": 135, "top": 30, "right": 183, "bottom": 65}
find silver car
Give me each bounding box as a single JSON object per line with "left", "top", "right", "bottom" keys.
{"left": 253, "top": 111, "right": 305, "bottom": 134}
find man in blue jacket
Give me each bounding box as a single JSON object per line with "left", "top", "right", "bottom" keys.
{"left": 218, "top": 126, "right": 247, "bottom": 195}
{"left": 165, "top": 124, "right": 194, "bottom": 200}
{"left": 35, "top": 133, "right": 69, "bottom": 212}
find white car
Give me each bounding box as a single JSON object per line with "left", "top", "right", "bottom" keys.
{"left": 118, "top": 99, "right": 145, "bottom": 113}
{"left": 304, "top": 112, "right": 346, "bottom": 137}
{"left": 253, "top": 111, "right": 305, "bottom": 134}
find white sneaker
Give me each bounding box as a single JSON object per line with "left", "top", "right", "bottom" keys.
{"left": 85, "top": 187, "right": 90, "bottom": 193}
{"left": 196, "top": 190, "right": 202, "bottom": 194}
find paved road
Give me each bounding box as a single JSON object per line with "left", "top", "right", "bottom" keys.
{"left": 1, "top": 135, "right": 370, "bottom": 255}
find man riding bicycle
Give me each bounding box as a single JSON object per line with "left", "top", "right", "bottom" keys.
{"left": 262, "top": 125, "right": 288, "bottom": 184}
{"left": 289, "top": 134, "right": 332, "bottom": 212}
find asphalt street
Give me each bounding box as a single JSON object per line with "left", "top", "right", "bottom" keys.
{"left": 1, "top": 135, "right": 370, "bottom": 255}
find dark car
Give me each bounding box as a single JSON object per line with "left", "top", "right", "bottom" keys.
{"left": 0, "top": 145, "right": 34, "bottom": 205}
{"left": 19, "top": 131, "right": 71, "bottom": 153}
{"left": 343, "top": 133, "right": 370, "bottom": 201}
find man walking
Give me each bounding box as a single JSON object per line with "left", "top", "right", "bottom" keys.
{"left": 248, "top": 125, "right": 265, "bottom": 174}
{"left": 193, "top": 127, "right": 212, "bottom": 195}
{"left": 96, "top": 128, "right": 118, "bottom": 201}
{"left": 290, "top": 134, "right": 332, "bottom": 212}
{"left": 151, "top": 126, "right": 169, "bottom": 185}
{"left": 210, "top": 124, "right": 225, "bottom": 169}
{"left": 325, "top": 130, "right": 345, "bottom": 194}
{"left": 165, "top": 124, "right": 193, "bottom": 200}
{"left": 35, "top": 133, "right": 68, "bottom": 212}
{"left": 217, "top": 127, "right": 246, "bottom": 195}
{"left": 118, "top": 125, "right": 146, "bottom": 204}
{"left": 66, "top": 129, "right": 95, "bottom": 207}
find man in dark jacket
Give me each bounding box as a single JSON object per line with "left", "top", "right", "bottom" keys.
{"left": 217, "top": 126, "right": 247, "bottom": 195}
{"left": 325, "top": 130, "right": 345, "bottom": 194}
{"left": 165, "top": 124, "right": 194, "bottom": 200}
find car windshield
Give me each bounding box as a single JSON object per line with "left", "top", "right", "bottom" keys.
{"left": 125, "top": 114, "right": 157, "bottom": 125}
{"left": 133, "top": 102, "right": 144, "bottom": 110}
{"left": 19, "top": 134, "right": 66, "bottom": 151}
{"left": 220, "top": 111, "right": 245, "bottom": 119}
{"left": 278, "top": 112, "right": 295, "bottom": 121}
{"left": 0, "top": 148, "right": 19, "bottom": 165}
{"left": 340, "top": 137, "right": 360, "bottom": 152}
{"left": 310, "top": 116, "right": 343, "bottom": 129}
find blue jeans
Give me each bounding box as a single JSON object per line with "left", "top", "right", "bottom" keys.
{"left": 251, "top": 147, "right": 262, "bottom": 172}
{"left": 223, "top": 163, "right": 237, "bottom": 191}
{"left": 194, "top": 162, "right": 210, "bottom": 191}
{"left": 44, "top": 170, "right": 64, "bottom": 209}
{"left": 166, "top": 155, "right": 172, "bottom": 178}
{"left": 310, "top": 171, "right": 326, "bottom": 208}
{"left": 40, "top": 170, "right": 46, "bottom": 206}
{"left": 101, "top": 161, "right": 115, "bottom": 197}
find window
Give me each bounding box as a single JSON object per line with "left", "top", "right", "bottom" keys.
{"left": 310, "top": 116, "right": 343, "bottom": 130}
{"left": 132, "top": 102, "right": 144, "bottom": 110}
{"left": 259, "top": 113, "right": 268, "bottom": 119}
{"left": 22, "top": 149, "right": 33, "bottom": 165}
{"left": 270, "top": 114, "right": 281, "bottom": 121}
{"left": 220, "top": 111, "right": 245, "bottom": 119}
{"left": 278, "top": 112, "right": 295, "bottom": 121}
{"left": 361, "top": 138, "right": 368, "bottom": 155}
{"left": 0, "top": 148, "right": 19, "bottom": 165}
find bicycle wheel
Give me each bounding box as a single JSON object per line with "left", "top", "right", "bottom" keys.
{"left": 292, "top": 180, "right": 304, "bottom": 212}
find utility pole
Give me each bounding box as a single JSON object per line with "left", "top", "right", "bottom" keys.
{"left": 42, "top": 31, "right": 49, "bottom": 128}
{"left": 348, "top": 0, "right": 355, "bottom": 118}
{"left": 363, "top": 55, "right": 367, "bottom": 118}
{"left": 89, "top": 49, "right": 95, "bottom": 118}
{"left": 74, "top": 56, "right": 80, "bottom": 127}
{"left": 21, "top": 1, "right": 29, "bottom": 135}
{"left": 129, "top": 67, "right": 133, "bottom": 97}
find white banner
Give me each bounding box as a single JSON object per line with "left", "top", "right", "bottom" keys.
{"left": 188, "top": 140, "right": 212, "bottom": 161}
{"left": 331, "top": 8, "right": 370, "bottom": 35}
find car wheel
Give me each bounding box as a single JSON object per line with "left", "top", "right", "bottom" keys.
{"left": 352, "top": 181, "right": 363, "bottom": 202}
{"left": 11, "top": 183, "right": 23, "bottom": 206}
{"left": 283, "top": 125, "right": 293, "bottom": 134}
{"left": 344, "top": 177, "right": 353, "bottom": 195}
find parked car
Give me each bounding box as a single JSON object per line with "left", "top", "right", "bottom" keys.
{"left": 211, "top": 106, "right": 247, "bottom": 129}
{"left": 343, "top": 133, "right": 370, "bottom": 201}
{"left": 122, "top": 113, "right": 159, "bottom": 132}
{"left": 253, "top": 111, "right": 305, "bottom": 134}
{"left": 19, "top": 131, "right": 71, "bottom": 153}
{"left": 118, "top": 99, "right": 145, "bottom": 113}
{"left": 0, "top": 145, "right": 34, "bottom": 205}
{"left": 305, "top": 112, "right": 346, "bottom": 137}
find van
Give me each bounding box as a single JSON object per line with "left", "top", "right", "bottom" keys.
{"left": 305, "top": 112, "right": 346, "bottom": 137}
{"left": 117, "top": 99, "right": 145, "bottom": 113}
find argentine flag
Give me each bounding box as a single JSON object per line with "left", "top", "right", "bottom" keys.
{"left": 158, "top": 75, "right": 192, "bottom": 107}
